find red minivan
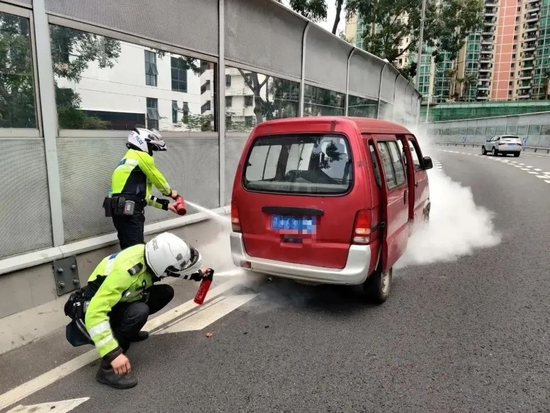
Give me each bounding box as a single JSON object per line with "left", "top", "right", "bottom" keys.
{"left": 230, "top": 117, "right": 433, "bottom": 304}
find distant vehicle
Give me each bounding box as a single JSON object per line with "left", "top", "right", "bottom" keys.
{"left": 230, "top": 116, "right": 433, "bottom": 305}
{"left": 482, "top": 135, "right": 523, "bottom": 157}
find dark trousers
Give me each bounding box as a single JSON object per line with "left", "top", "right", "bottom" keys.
{"left": 109, "top": 284, "right": 174, "bottom": 352}
{"left": 112, "top": 212, "right": 145, "bottom": 250}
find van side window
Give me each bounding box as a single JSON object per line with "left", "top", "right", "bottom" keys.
{"left": 408, "top": 141, "right": 421, "bottom": 170}
{"left": 368, "top": 142, "right": 382, "bottom": 187}
{"left": 387, "top": 141, "right": 406, "bottom": 186}
{"left": 376, "top": 142, "right": 397, "bottom": 189}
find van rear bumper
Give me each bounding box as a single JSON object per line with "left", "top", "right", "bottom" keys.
{"left": 230, "top": 233, "right": 371, "bottom": 285}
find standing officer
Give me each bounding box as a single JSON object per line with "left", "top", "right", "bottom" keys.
{"left": 64, "top": 231, "right": 214, "bottom": 389}
{"left": 103, "top": 128, "right": 182, "bottom": 249}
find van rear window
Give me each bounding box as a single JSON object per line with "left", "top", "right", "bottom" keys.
{"left": 243, "top": 134, "right": 353, "bottom": 195}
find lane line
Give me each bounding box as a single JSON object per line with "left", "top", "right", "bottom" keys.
{"left": 546, "top": 180, "right": 550, "bottom": 184}
{"left": 0, "top": 277, "right": 245, "bottom": 411}
{"left": 7, "top": 398, "right": 89, "bottom": 413}
{"left": 160, "top": 293, "right": 258, "bottom": 334}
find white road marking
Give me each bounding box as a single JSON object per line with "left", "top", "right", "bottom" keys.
{"left": 528, "top": 171, "right": 538, "bottom": 174}
{"left": 7, "top": 398, "right": 89, "bottom": 413}
{"left": 546, "top": 180, "right": 550, "bottom": 184}
{"left": 160, "top": 293, "right": 258, "bottom": 334}
{"left": 536, "top": 175, "right": 549, "bottom": 179}
{"left": 534, "top": 168, "right": 542, "bottom": 171}
{"left": 520, "top": 168, "right": 531, "bottom": 171}
{"left": 0, "top": 277, "right": 245, "bottom": 411}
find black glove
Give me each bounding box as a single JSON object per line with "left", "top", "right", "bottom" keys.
{"left": 157, "top": 198, "right": 170, "bottom": 211}
{"left": 189, "top": 272, "right": 203, "bottom": 282}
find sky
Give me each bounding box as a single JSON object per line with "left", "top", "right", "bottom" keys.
{"left": 279, "top": 1, "right": 346, "bottom": 34}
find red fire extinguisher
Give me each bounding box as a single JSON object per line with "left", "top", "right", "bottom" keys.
{"left": 194, "top": 269, "right": 214, "bottom": 305}
{"left": 174, "top": 195, "right": 187, "bottom": 216}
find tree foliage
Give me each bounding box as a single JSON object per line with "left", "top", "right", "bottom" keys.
{"left": 350, "top": 0, "right": 483, "bottom": 64}
{"left": 286, "top": 0, "right": 345, "bottom": 34}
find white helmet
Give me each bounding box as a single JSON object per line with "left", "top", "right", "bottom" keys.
{"left": 127, "top": 127, "right": 167, "bottom": 154}
{"left": 145, "top": 232, "right": 202, "bottom": 278}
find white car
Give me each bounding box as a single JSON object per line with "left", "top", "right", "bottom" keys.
{"left": 482, "top": 135, "right": 523, "bottom": 157}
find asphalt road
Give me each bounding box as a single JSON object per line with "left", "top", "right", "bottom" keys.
{"left": 3, "top": 147, "right": 550, "bottom": 412}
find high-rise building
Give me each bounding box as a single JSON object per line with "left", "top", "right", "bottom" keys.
{"left": 345, "top": 0, "right": 550, "bottom": 103}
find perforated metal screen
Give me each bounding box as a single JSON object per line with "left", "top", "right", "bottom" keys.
{"left": 44, "top": 0, "right": 219, "bottom": 57}
{"left": 225, "top": 0, "right": 304, "bottom": 79}
{"left": 349, "top": 51, "right": 384, "bottom": 100}
{"left": 305, "top": 25, "right": 351, "bottom": 93}
{"left": 224, "top": 134, "right": 248, "bottom": 205}
{"left": 0, "top": 139, "right": 53, "bottom": 259}
{"left": 57, "top": 135, "right": 219, "bottom": 243}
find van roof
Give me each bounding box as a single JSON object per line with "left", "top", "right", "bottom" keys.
{"left": 253, "top": 116, "right": 413, "bottom": 136}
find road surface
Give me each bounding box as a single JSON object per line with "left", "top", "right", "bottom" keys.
{"left": 1, "top": 145, "right": 550, "bottom": 412}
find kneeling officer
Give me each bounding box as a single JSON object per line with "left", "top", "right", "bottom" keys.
{"left": 64, "top": 232, "right": 214, "bottom": 389}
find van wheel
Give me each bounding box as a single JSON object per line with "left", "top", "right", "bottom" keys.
{"left": 363, "top": 267, "right": 392, "bottom": 305}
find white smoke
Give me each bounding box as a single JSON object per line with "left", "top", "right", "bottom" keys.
{"left": 387, "top": 102, "right": 502, "bottom": 268}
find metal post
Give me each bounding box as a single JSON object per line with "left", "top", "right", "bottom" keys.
{"left": 415, "top": 0, "right": 427, "bottom": 89}
{"left": 218, "top": 0, "right": 226, "bottom": 207}
{"left": 32, "top": 0, "right": 65, "bottom": 247}
{"left": 376, "top": 64, "right": 387, "bottom": 119}
{"left": 299, "top": 22, "right": 310, "bottom": 117}
{"left": 392, "top": 72, "right": 400, "bottom": 121}
{"left": 345, "top": 48, "right": 355, "bottom": 116}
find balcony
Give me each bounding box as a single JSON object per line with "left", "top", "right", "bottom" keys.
{"left": 527, "top": 3, "right": 540, "bottom": 12}
{"left": 523, "top": 42, "right": 537, "bottom": 52}
{"left": 484, "top": 18, "right": 496, "bottom": 26}
{"left": 526, "top": 0, "right": 539, "bottom": 3}
{"left": 480, "top": 54, "right": 493, "bottom": 62}
{"left": 485, "top": 7, "right": 497, "bottom": 16}
{"left": 226, "top": 87, "right": 254, "bottom": 97}
{"left": 519, "top": 84, "right": 532, "bottom": 89}
{"left": 479, "top": 66, "right": 492, "bottom": 72}
{"left": 485, "top": 0, "right": 497, "bottom": 5}
{"left": 522, "top": 53, "right": 535, "bottom": 61}
{"left": 520, "top": 73, "right": 533, "bottom": 80}
{"left": 526, "top": 12, "right": 539, "bottom": 22}
{"left": 525, "top": 24, "right": 538, "bottom": 32}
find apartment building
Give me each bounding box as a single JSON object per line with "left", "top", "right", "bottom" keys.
{"left": 346, "top": 0, "right": 550, "bottom": 104}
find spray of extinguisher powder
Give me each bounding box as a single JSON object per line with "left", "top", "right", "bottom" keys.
{"left": 194, "top": 269, "right": 214, "bottom": 305}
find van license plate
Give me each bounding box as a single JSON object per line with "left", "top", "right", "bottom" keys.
{"left": 271, "top": 215, "right": 316, "bottom": 234}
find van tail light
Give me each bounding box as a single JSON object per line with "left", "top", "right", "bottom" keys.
{"left": 352, "top": 209, "right": 372, "bottom": 244}
{"left": 231, "top": 200, "right": 241, "bottom": 233}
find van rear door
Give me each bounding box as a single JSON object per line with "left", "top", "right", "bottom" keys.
{"left": 238, "top": 133, "right": 364, "bottom": 270}
{"left": 369, "top": 135, "right": 410, "bottom": 272}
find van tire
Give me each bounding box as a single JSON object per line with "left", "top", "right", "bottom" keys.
{"left": 363, "top": 267, "right": 392, "bottom": 305}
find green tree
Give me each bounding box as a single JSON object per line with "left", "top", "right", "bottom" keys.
{"left": 348, "top": 0, "right": 483, "bottom": 64}
{"left": 284, "top": 0, "right": 345, "bottom": 34}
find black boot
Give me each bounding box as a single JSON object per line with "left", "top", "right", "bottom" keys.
{"left": 130, "top": 331, "right": 149, "bottom": 343}
{"left": 96, "top": 359, "right": 138, "bottom": 390}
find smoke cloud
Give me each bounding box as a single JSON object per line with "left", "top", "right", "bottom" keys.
{"left": 388, "top": 103, "right": 502, "bottom": 269}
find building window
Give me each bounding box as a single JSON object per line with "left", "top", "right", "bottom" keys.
{"left": 201, "top": 80, "right": 210, "bottom": 94}
{"left": 226, "top": 75, "right": 232, "bottom": 87}
{"left": 172, "top": 101, "right": 179, "bottom": 124}
{"left": 146, "top": 98, "right": 159, "bottom": 130}
{"left": 201, "top": 101, "right": 211, "bottom": 114}
{"left": 171, "top": 57, "right": 188, "bottom": 92}
{"left": 225, "top": 96, "right": 232, "bottom": 107}
{"left": 244, "top": 96, "right": 253, "bottom": 106}
{"left": 144, "top": 50, "right": 158, "bottom": 87}
{"left": 182, "top": 102, "right": 189, "bottom": 123}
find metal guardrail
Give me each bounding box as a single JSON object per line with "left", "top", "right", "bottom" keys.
{"left": 435, "top": 142, "right": 550, "bottom": 154}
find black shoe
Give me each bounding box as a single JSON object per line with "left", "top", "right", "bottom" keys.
{"left": 130, "top": 331, "right": 149, "bottom": 343}
{"left": 96, "top": 365, "right": 138, "bottom": 390}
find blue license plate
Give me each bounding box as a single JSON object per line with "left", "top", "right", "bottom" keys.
{"left": 270, "top": 215, "right": 316, "bottom": 234}
{"left": 508, "top": 143, "right": 516, "bottom": 146}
